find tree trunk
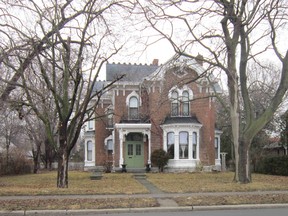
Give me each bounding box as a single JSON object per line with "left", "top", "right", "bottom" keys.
{"left": 33, "top": 144, "right": 41, "bottom": 174}
{"left": 57, "top": 149, "right": 69, "bottom": 188}
{"left": 5, "top": 138, "right": 10, "bottom": 173}
{"left": 234, "top": 137, "right": 251, "bottom": 183}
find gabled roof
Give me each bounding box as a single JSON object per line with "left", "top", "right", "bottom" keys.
{"left": 97, "top": 54, "right": 222, "bottom": 93}
{"left": 145, "top": 54, "right": 222, "bottom": 93}
{"left": 145, "top": 54, "right": 204, "bottom": 81}
{"left": 106, "top": 62, "right": 158, "bottom": 82}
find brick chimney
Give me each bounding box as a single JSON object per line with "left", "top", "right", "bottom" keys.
{"left": 152, "top": 59, "right": 159, "bottom": 66}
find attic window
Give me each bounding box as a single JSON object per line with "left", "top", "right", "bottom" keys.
{"left": 173, "top": 67, "right": 187, "bottom": 78}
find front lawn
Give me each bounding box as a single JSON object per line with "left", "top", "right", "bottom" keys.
{"left": 0, "top": 171, "right": 148, "bottom": 196}
{"left": 146, "top": 172, "right": 288, "bottom": 193}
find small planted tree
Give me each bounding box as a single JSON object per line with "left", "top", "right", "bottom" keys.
{"left": 151, "top": 149, "right": 170, "bottom": 172}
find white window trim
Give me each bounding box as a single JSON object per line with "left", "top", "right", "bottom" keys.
{"left": 215, "top": 130, "right": 222, "bottom": 165}
{"left": 84, "top": 139, "right": 95, "bottom": 167}
{"left": 87, "top": 119, "right": 94, "bottom": 130}
{"left": 168, "top": 85, "right": 193, "bottom": 101}
{"left": 162, "top": 124, "right": 201, "bottom": 161}
{"left": 105, "top": 135, "right": 114, "bottom": 151}
{"left": 126, "top": 91, "right": 141, "bottom": 106}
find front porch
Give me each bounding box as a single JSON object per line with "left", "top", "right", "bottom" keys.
{"left": 115, "top": 123, "right": 151, "bottom": 169}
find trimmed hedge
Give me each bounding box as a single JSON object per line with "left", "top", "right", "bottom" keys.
{"left": 256, "top": 156, "right": 288, "bottom": 176}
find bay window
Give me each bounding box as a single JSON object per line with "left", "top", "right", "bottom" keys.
{"left": 179, "top": 131, "right": 188, "bottom": 159}
{"left": 167, "top": 132, "right": 175, "bottom": 159}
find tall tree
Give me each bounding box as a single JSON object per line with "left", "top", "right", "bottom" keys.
{"left": 0, "top": 0, "right": 125, "bottom": 103}
{"left": 6, "top": 0, "right": 132, "bottom": 188}
{"left": 138, "top": 0, "right": 288, "bottom": 183}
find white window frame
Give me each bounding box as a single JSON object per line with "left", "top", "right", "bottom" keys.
{"left": 162, "top": 125, "right": 201, "bottom": 161}
{"left": 168, "top": 86, "right": 193, "bottom": 117}
{"left": 129, "top": 96, "right": 139, "bottom": 119}
{"left": 84, "top": 139, "right": 95, "bottom": 167}
{"left": 87, "top": 119, "right": 94, "bottom": 130}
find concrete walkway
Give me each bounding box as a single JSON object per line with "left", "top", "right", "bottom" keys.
{"left": 133, "top": 173, "right": 179, "bottom": 207}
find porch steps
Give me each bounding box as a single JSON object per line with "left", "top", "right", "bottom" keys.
{"left": 127, "top": 168, "right": 146, "bottom": 173}
{"left": 133, "top": 173, "right": 147, "bottom": 179}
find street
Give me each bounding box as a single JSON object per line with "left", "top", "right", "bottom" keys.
{"left": 1, "top": 207, "right": 288, "bottom": 216}
{"left": 80, "top": 208, "right": 288, "bottom": 216}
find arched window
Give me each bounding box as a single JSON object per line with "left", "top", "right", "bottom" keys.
{"left": 192, "top": 132, "right": 197, "bottom": 159}
{"left": 167, "top": 132, "right": 175, "bottom": 159}
{"left": 129, "top": 96, "right": 139, "bottom": 119}
{"left": 87, "top": 141, "right": 93, "bottom": 161}
{"left": 179, "top": 131, "right": 188, "bottom": 159}
{"left": 182, "top": 91, "right": 189, "bottom": 116}
{"left": 171, "top": 91, "right": 179, "bottom": 116}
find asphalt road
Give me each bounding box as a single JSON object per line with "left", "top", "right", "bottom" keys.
{"left": 80, "top": 208, "right": 288, "bottom": 216}
{"left": 1, "top": 207, "right": 288, "bottom": 216}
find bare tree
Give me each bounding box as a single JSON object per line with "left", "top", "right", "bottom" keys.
{"left": 0, "top": 0, "right": 128, "bottom": 103}
{"left": 0, "top": 105, "right": 23, "bottom": 173}
{"left": 137, "top": 0, "right": 288, "bottom": 183}
{"left": 10, "top": 0, "right": 133, "bottom": 188}
{"left": 23, "top": 113, "right": 47, "bottom": 173}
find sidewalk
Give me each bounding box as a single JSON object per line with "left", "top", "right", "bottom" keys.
{"left": 1, "top": 174, "right": 288, "bottom": 215}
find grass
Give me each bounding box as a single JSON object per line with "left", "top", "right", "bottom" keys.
{"left": 0, "top": 171, "right": 148, "bottom": 196}
{"left": 175, "top": 193, "right": 288, "bottom": 206}
{"left": 1, "top": 171, "right": 288, "bottom": 211}
{"left": 0, "top": 198, "right": 159, "bottom": 211}
{"left": 146, "top": 172, "right": 288, "bottom": 193}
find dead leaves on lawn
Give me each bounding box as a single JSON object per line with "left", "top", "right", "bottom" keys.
{"left": 0, "top": 198, "right": 159, "bottom": 211}
{"left": 175, "top": 193, "right": 288, "bottom": 206}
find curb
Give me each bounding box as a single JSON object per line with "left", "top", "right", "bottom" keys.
{"left": 1, "top": 204, "right": 288, "bottom": 215}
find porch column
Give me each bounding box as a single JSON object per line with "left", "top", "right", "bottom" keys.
{"left": 147, "top": 131, "right": 151, "bottom": 164}
{"left": 119, "top": 129, "right": 124, "bottom": 166}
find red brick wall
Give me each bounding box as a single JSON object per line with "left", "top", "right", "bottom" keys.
{"left": 94, "top": 66, "right": 217, "bottom": 167}
{"left": 95, "top": 104, "right": 111, "bottom": 166}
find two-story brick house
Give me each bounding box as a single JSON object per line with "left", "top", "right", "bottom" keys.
{"left": 84, "top": 54, "right": 222, "bottom": 172}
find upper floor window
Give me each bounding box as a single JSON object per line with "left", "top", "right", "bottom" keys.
{"left": 169, "top": 86, "right": 192, "bottom": 117}
{"left": 87, "top": 119, "right": 94, "bottom": 130}
{"left": 182, "top": 91, "right": 189, "bottom": 116}
{"left": 106, "top": 108, "right": 114, "bottom": 128}
{"left": 129, "top": 96, "right": 139, "bottom": 119}
{"left": 171, "top": 91, "right": 179, "bottom": 116}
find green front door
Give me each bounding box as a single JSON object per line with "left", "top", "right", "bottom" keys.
{"left": 125, "top": 141, "right": 144, "bottom": 168}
